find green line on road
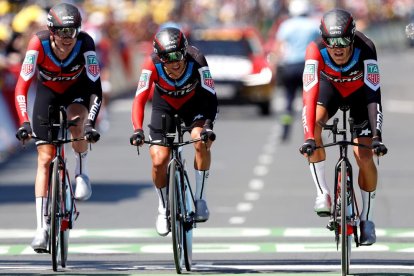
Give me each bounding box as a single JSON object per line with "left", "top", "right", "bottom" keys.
{"left": 3, "top": 227, "right": 414, "bottom": 239}
{"left": 2, "top": 242, "right": 414, "bottom": 255}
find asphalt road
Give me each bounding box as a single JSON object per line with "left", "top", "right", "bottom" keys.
{"left": 0, "top": 48, "right": 414, "bottom": 275}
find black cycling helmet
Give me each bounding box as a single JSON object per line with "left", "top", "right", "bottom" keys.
{"left": 47, "top": 3, "right": 82, "bottom": 38}
{"left": 153, "top": 27, "right": 188, "bottom": 63}
{"left": 319, "top": 9, "right": 356, "bottom": 48}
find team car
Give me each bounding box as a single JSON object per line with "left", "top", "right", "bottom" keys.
{"left": 188, "top": 26, "right": 274, "bottom": 116}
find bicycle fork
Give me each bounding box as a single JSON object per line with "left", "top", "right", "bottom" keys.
{"left": 329, "top": 159, "right": 360, "bottom": 247}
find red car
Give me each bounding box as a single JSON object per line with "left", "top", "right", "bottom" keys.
{"left": 188, "top": 26, "right": 274, "bottom": 116}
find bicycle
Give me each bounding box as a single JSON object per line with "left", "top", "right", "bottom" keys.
{"left": 21, "top": 105, "right": 83, "bottom": 271}
{"left": 134, "top": 114, "right": 215, "bottom": 274}
{"left": 316, "top": 105, "right": 371, "bottom": 276}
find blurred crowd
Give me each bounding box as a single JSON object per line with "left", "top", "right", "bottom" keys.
{"left": 0, "top": 0, "right": 413, "bottom": 136}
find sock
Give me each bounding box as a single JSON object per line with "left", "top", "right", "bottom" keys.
{"left": 155, "top": 186, "right": 167, "bottom": 214}
{"left": 361, "top": 190, "right": 376, "bottom": 221}
{"left": 74, "top": 150, "right": 88, "bottom": 176}
{"left": 35, "top": 197, "right": 48, "bottom": 230}
{"left": 195, "top": 170, "right": 209, "bottom": 200}
{"left": 309, "top": 161, "right": 330, "bottom": 196}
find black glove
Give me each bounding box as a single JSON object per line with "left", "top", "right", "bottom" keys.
{"left": 200, "top": 121, "right": 216, "bottom": 142}
{"left": 130, "top": 129, "right": 145, "bottom": 146}
{"left": 372, "top": 136, "right": 388, "bottom": 156}
{"left": 16, "top": 122, "right": 32, "bottom": 141}
{"left": 299, "top": 139, "right": 316, "bottom": 156}
{"left": 84, "top": 124, "right": 100, "bottom": 143}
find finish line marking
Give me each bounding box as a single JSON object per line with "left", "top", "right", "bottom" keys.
{"left": 1, "top": 227, "right": 414, "bottom": 239}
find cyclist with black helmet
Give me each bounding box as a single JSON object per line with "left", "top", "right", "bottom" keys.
{"left": 14, "top": 3, "right": 102, "bottom": 252}
{"left": 130, "top": 27, "right": 218, "bottom": 236}
{"left": 299, "top": 9, "right": 388, "bottom": 246}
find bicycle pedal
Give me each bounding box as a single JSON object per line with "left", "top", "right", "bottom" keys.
{"left": 317, "top": 211, "right": 331, "bottom": 217}
{"left": 34, "top": 248, "right": 49, "bottom": 254}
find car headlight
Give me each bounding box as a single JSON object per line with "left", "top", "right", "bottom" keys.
{"left": 243, "top": 67, "right": 273, "bottom": 86}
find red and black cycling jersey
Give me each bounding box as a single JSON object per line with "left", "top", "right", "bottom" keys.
{"left": 15, "top": 30, "right": 102, "bottom": 126}
{"left": 302, "top": 31, "right": 383, "bottom": 140}
{"left": 131, "top": 46, "right": 218, "bottom": 130}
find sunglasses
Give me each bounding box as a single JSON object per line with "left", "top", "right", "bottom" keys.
{"left": 160, "top": 50, "right": 186, "bottom": 63}
{"left": 324, "top": 37, "right": 352, "bottom": 48}
{"left": 52, "top": 27, "right": 79, "bottom": 39}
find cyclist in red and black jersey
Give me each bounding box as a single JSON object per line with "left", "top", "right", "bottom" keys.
{"left": 130, "top": 27, "right": 218, "bottom": 236}
{"left": 14, "top": 3, "right": 102, "bottom": 252}
{"left": 299, "top": 9, "right": 388, "bottom": 246}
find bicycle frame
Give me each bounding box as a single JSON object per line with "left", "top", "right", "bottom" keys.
{"left": 141, "top": 114, "right": 206, "bottom": 274}
{"left": 319, "top": 105, "right": 370, "bottom": 276}
{"left": 32, "top": 105, "right": 82, "bottom": 271}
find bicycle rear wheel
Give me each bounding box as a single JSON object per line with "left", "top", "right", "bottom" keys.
{"left": 169, "top": 160, "right": 184, "bottom": 274}
{"left": 50, "top": 160, "right": 62, "bottom": 271}
{"left": 340, "top": 160, "right": 351, "bottom": 276}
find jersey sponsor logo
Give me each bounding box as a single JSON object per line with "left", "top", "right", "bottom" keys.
{"left": 84, "top": 51, "right": 100, "bottom": 82}
{"left": 39, "top": 70, "right": 82, "bottom": 81}
{"left": 20, "top": 50, "right": 38, "bottom": 81}
{"left": 157, "top": 80, "right": 198, "bottom": 98}
{"left": 302, "top": 106, "right": 309, "bottom": 134}
{"left": 72, "top": 97, "right": 84, "bottom": 103}
{"left": 88, "top": 97, "right": 101, "bottom": 121}
{"left": 303, "top": 60, "right": 318, "bottom": 92}
{"left": 136, "top": 69, "right": 152, "bottom": 95}
{"left": 321, "top": 71, "right": 363, "bottom": 83}
{"left": 199, "top": 67, "right": 215, "bottom": 94}
{"left": 16, "top": 95, "right": 27, "bottom": 117}
{"left": 364, "top": 59, "right": 380, "bottom": 91}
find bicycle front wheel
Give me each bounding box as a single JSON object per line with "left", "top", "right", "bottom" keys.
{"left": 169, "top": 160, "right": 184, "bottom": 274}
{"left": 50, "top": 160, "right": 62, "bottom": 271}
{"left": 60, "top": 170, "right": 72, "bottom": 268}
{"left": 183, "top": 170, "right": 193, "bottom": 271}
{"left": 340, "top": 160, "right": 351, "bottom": 276}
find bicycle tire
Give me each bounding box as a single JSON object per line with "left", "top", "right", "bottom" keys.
{"left": 60, "top": 170, "right": 71, "bottom": 268}
{"left": 183, "top": 170, "right": 193, "bottom": 271}
{"left": 169, "top": 160, "right": 184, "bottom": 274}
{"left": 50, "top": 159, "right": 62, "bottom": 272}
{"left": 340, "top": 160, "right": 350, "bottom": 276}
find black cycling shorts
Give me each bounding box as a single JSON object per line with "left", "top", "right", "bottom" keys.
{"left": 148, "top": 91, "right": 217, "bottom": 142}
{"left": 317, "top": 78, "right": 372, "bottom": 138}
{"left": 32, "top": 80, "right": 90, "bottom": 145}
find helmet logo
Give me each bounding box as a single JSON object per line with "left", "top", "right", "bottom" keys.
{"left": 329, "top": 26, "right": 342, "bottom": 35}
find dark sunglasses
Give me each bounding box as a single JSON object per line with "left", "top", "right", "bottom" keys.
{"left": 324, "top": 37, "right": 352, "bottom": 48}
{"left": 160, "top": 50, "right": 186, "bottom": 63}
{"left": 52, "top": 27, "right": 80, "bottom": 39}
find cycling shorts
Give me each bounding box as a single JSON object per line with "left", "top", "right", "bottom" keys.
{"left": 148, "top": 91, "right": 217, "bottom": 142}
{"left": 32, "top": 80, "right": 90, "bottom": 145}
{"left": 317, "top": 78, "right": 372, "bottom": 138}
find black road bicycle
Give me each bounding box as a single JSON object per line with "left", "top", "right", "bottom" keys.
{"left": 22, "top": 106, "right": 82, "bottom": 271}
{"left": 317, "top": 105, "right": 371, "bottom": 276}
{"left": 135, "top": 114, "right": 215, "bottom": 274}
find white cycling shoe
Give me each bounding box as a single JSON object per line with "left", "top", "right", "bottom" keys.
{"left": 314, "top": 193, "right": 331, "bottom": 217}
{"left": 156, "top": 210, "right": 170, "bottom": 236}
{"left": 31, "top": 228, "right": 49, "bottom": 253}
{"left": 74, "top": 174, "right": 92, "bottom": 201}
